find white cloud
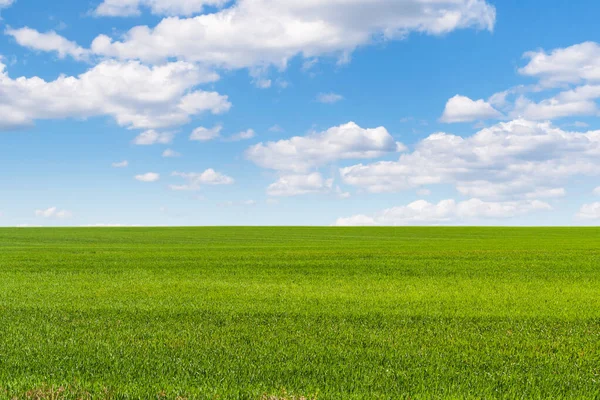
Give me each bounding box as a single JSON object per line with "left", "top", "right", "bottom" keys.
{"left": 519, "top": 42, "right": 600, "bottom": 86}
{"left": 35, "top": 207, "right": 73, "bottom": 219}
{"left": 247, "top": 122, "right": 403, "bottom": 172}
{"left": 254, "top": 79, "right": 272, "bottom": 89}
{"left": 162, "top": 149, "right": 181, "bottom": 157}
{"left": 227, "top": 129, "right": 255, "bottom": 142}
{"left": 512, "top": 86, "right": 600, "bottom": 120}
{"left": 0, "top": 59, "right": 229, "bottom": 131}
{"left": 335, "top": 198, "right": 552, "bottom": 226}
{"left": 95, "top": 0, "right": 227, "bottom": 17}
{"left": 6, "top": 28, "right": 90, "bottom": 61}
{"left": 577, "top": 202, "right": 600, "bottom": 220}
{"left": 0, "top": 0, "right": 14, "bottom": 8}
{"left": 132, "top": 130, "right": 174, "bottom": 145}
{"left": 593, "top": 187, "right": 600, "bottom": 196}
{"left": 190, "top": 124, "right": 222, "bottom": 141}
{"left": 524, "top": 188, "right": 566, "bottom": 199}
{"left": 90, "top": 0, "right": 495, "bottom": 69}
{"left": 341, "top": 119, "right": 600, "bottom": 200}
{"left": 135, "top": 172, "right": 160, "bottom": 182}
{"left": 439, "top": 42, "right": 600, "bottom": 124}
{"left": 269, "top": 125, "right": 284, "bottom": 133}
{"left": 267, "top": 173, "right": 333, "bottom": 197}
{"left": 112, "top": 160, "right": 129, "bottom": 168}
{"left": 170, "top": 169, "right": 234, "bottom": 190}
{"left": 316, "top": 92, "right": 344, "bottom": 104}
{"left": 440, "top": 95, "right": 502, "bottom": 123}
{"left": 336, "top": 186, "right": 351, "bottom": 199}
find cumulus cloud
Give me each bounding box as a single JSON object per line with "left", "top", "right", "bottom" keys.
{"left": 247, "top": 122, "right": 403, "bottom": 172}
{"left": 226, "top": 129, "right": 255, "bottom": 142}
{"left": 267, "top": 173, "right": 333, "bottom": 197}
{"left": 340, "top": 119, "right": 600, "bottom": 200}
{"left": 466, "top": 42, "right": 600, "bottom": 123}
{"left": 316, "top": 93, "right": 344, "bottom": 104}
{"left": 335, "top": 198, "right": 552, "bottom": 226}
{"left": 435, "top": 42, "right": 600, "bottom": 124}
{"left": 132, "top": 130, "right": 174, "bottom": 145}
{"left": 89, "top": 0, "right": 495, "bottom": 69}
{"left": 0, "top": 59, "right": 229, "bottom": 131}
{"left": 162, "top": 149, "right": 181, "bottom": 157}
{"left": 95, "top": 0, "right": 227, "bottom": 17}
{"left": 190, "top": 125, "right": 222, "bottom": 141}
{"left": 135, "top": 172, "right": 160, "bottom": 182}
{"left": 6, "top": 27, "right": 90, "bottom": 61}
{"left": 35, "top": 207, "right": 73, "bottom": 219}
{"left": 512, "top": 86, "right": 600, "bottom": 120}
{"left": 170, "top": 169, "right": 234, "bottom": 190}
{"left": 112, "top": 160, "right": 128, "bottom": 168}
{"left": 519, "top": 42, "right": 600, "bottom": 86}
{"left": 440, "top": 95, "right": 502, "bottom": 123}
{"left": 577, "top": 202, "right": 600, "bottom": 220}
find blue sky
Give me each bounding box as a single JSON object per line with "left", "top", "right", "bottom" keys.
{"left": 1, "top": 0, "right": 600, "bottom": 226}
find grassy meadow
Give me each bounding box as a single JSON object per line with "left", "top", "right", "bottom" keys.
{"left": 0, "top": 227, "right": 599, "bottom": 399}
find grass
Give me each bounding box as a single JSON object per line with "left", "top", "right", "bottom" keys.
{"left": 0, "top": 227, "right": 599, "bottom": 399}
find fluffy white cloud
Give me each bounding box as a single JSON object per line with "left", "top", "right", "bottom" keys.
{"left": 132, "top": 130, "right": 174, "bottom": 145}
{"left": 440, "top": 95, "right": 502, "bottom": 123}
{"left": 162, "top": 149, "right": 181, "bottom": 157}
{"left": 90, "top": 0, "right": 495, "bottom": 69}
{"left": 512, "top": 85, "right": 600, "bottom": 120}
{"left": 593, "top": 187, "right": 600, "bottom": 196}
{"left": 267, "top": 173, "right": 333, "bottom": 197}
{"left": 519, "top": 42, "right": 600, "bottom": 86}
{"left": 112, "top": 160, "right": 129, "bottom": 168}
{"left": 135, "top": 172, "right": 160, "bottom": 182}
{"left": 341, "top": 119, "right": 600, "bottom": 200}
{"left": 335, "top": 198, "right": 552, "bottom": 226}
{"left": 170, "top": 169, "right": 234, "bottom": 190}
{"left": 190, "top": 125, "right": 222, "bottom": 141}
{"left": 0, "top": 59, "right": 229, "bottom": 131}
{"left": 577, "top": 202, "right": 600, "bottom": 220}
{"left": 6, "top": 28, "right": 90, "bottom": 61}
{"left": 317, "top": 93, "right": 344, "bottom": 104}
{"left": 95, "top": 0, "right": 227, "bottom": 17}
{"left": 227, "top": 129, "right": 255, "bottom": 142}
{"left": 35, "top": 207, "right": 73, "bottom": 219}
{"left": 439, "top": 43, "right": 600, "bottom": 123}
{"left": 0, "top": 0, "right": 14, "bottom": 8}
{"left": 247, "top": 122, "right": 403, "bottom": 172}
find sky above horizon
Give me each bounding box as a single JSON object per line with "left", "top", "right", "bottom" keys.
{"left": 1, "top": 0, "right": 600, "bottom": 227}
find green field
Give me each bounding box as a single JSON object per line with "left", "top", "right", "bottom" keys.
{"left": 1, "top": 227, "right": 599, "bottom": 399}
